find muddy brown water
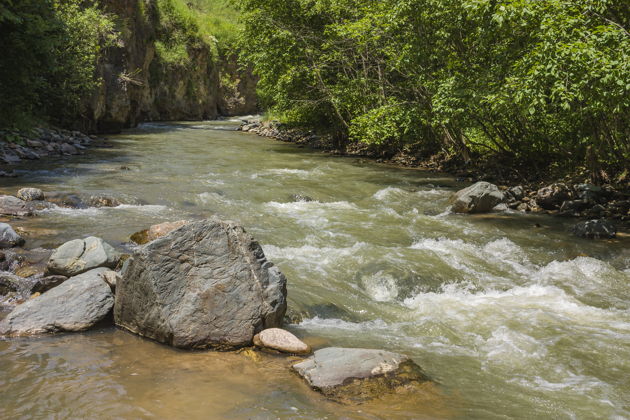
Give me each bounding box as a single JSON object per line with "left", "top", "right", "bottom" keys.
{"left": 1, "top": 120, "right": 629, "bottom": 419}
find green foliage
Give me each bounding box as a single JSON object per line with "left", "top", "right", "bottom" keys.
{"left": 0, "top": 0, "right": 116, "bottom": 128}
{"left": 237, "top": 0, "right": 629, "bottom": 174}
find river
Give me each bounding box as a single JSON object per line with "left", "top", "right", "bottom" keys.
{"left": 1, "top": 120, "right": 629, "bottom": 419}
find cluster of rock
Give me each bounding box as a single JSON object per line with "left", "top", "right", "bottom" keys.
{"left": 239, "top": 119, "right": 327, "bottom": 149}
{"left": 0, "top": 188, "right": 125, "bottom": 219}
{"left": 0, "top": 127, "right": 98, "bottom": 171}
{"left": 450, "top": 181, "right": 620, "bottom": 239}
{"left": 0, "top": 215, "right": 430, "bottom": 403}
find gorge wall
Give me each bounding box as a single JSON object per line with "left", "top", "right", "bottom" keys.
{"left": 80, "top": 0, "right": 256, "bottom": 133}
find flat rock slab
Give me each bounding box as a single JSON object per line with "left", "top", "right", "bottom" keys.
{"left": 292, "top": 347, "right": 430, "bottom": 403}
{"left": 0, "top": 195, "right": 34, "bottom": 217}
{"left": 47, "top": 236, "right": 120, "bottom": 277}
{"left": 115, "top": 218, "right": 287, "bottom": 350}
{"left": 0, "top": 268, "right": 114, "bottom": 336}
{"left": 253, "top": 328, "right": 311, "bottom": 354}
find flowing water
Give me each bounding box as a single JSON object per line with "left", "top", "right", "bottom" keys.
{"left": 1, "top": 120, "right": 629, "bottom": 419}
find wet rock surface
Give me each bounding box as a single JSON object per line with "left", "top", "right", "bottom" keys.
{"left": 572, "top": 219, "right": 617, "bottom": 239}
{"left": 16, "top": 188, "right": 44, "bottom": 201}
{"left": 129, "top": 220, "right": 189, "bottom": 245}
{"left": 292, "top": 347, "right": 430, "bottom": 403}
{"left": 0, "top": 223, "right": 25, "bottom": 248}
{"left": 47, "top": 237, "right": 121, "bottom": 277}
{"left": 115, "top": 218, "right": 287, "bottom": 349}
{"left": 0, "top": 268, "right": 114, "bottom": 336}
{"left": 0, "top": 195, "right": 34, "bottom": 217}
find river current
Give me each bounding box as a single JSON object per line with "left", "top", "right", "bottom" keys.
{"left": 1, "top": 120, "right": 629, "bottom": 419}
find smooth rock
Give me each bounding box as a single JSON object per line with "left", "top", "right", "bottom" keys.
{"left": 450, "top": 182, "right": 504, "bottom": 213}
{"left": 115, "top": 218, "right": 287, "bottom": 349}
{"left": 129, "top": 220, "right": 189, "bottom": 245}
{"left": 0, "top": 195, "right": 33, "bottom": 216}
{"left": 47, "top": 237, "right": 121, "bottom": 277}
{"left": 571, "top": 219, "right": 616, "bottom": 239}
{"left": 60, "top": 143, "right": 79, "bottom": 155}
{"left": 16, "top": 188, "right": 44, "bottom": 201}
{"left": 0, "top": 268, "right": 114, "bottom": 336}
{"left": 292, "top": 347, "right": 430, "bottom": 403}
{"left": 43, "top": 192, "right": 86, "bottom": 208}
{"left": 253, "top": 328, "right": 311, "bottom": 354}
{"left": 30, "top": 275, "right": 68, "bottom": 294}
{"left": 0, "top": 223, "right": 25, "bottom": 248}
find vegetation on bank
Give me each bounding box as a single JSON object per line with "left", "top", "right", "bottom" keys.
{"left": 236, "top": 0, "right": 629, "bottom": 182}
{"left": 0, "top": 0, "right": 116, "bottom": 129}
{"left": 0, "top": 0, "right": 240, "bottom": 130}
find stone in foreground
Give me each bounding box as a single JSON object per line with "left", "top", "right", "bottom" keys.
{"left": 47, "top": 236, "right": 120, "bottom": 276}
{"left": 450, "top": 182, "right": 504, "bottom": 213}
{"left": 292, "top": 347, "right": 430, "bottom": 403}
{"left": 572, "top": 219, "right": 616, "bottom": 239}
{"left": 129, "top": 220, "right": 189, "bottom": 245}
{"left": 253, "top": 328, "right": 311, "bottom": 354}
{"left": 115, "top": 218, "right": 287, "bottom": 349}
{"left": 0, "top": 223, "right": 25, "bottom": 248}
{"left": 0, "top": 268, "right": 114, "bottom": 336}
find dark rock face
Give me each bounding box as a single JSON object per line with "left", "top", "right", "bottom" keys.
{"left": 292, "top": 347, "right": 430, "bottom": 403}
{"left": 572, "top": 219, "right": 617, "bottom": 239}
{"left": 0, "top": 223, "right": 25, "bottom": 249}
{"left": 115, "top": 218, "right": 287, "bottom": 350}
{"left": 536, "top": 183, "right": 570, "bottom": 210}
{"left": 0, "top": 195, "right": 34, "bottom": 217}
{"left": 450, "top": 182, "right": 504, "bottom": 213}
{"left": 0, "top": 268, "right": 114, "bottom": 336}
{"left": 47, "top": 237, "right": 121, "bottom": 277}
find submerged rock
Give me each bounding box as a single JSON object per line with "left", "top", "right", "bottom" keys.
{"left": 292, "top": 347, "right": 430, "bottom": 403}
{"left": 42, "top": 192, "right": 86, "bottom": 209}
{"left": 571, "top": 219, "right": 616, "bottom": 239}
{"left": 289, "top": 194, "right": 314, "bottom": 202}
{"left": 129, "top": 220, "right": 189, "bottom": 245}
{"left": 16, "top": 188, "right": 44, "bottom": 202}
{"left": 0, "top": 268, "right": 114, "bottom": 336}
{"left": 0, "top": 195, "right": 34, "bottom": 217}
{"left": 450, "top": 182, "right": 504, "bottom": 213}
{"left": 115, "top": 218, "right": 287, "bottom": 350}
{"left": 0, "top": 223, "right": 25, "bottom": 248}
{"left": 47, "top": 236, "right": 120, "bottom": 277}
{"left": 253, "top": 328, "right": 311, "bottom": 354}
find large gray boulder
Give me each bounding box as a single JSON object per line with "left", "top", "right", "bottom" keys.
{"left": 114, "top": 218, "right": 287, "bottom": 350}
{"left": 292, "top": 347, "right": 430, "bottom": 403}
{"left": 0, "top": 268, "right": 114, "bottom": 336}
{"left": 536, "top": 183, "right": 571, "bottom": 209}
{"left": 0, "top": 195, "right": 34, "bottom": 216}
{"left": 47, "top": 236, "right": 120, "bottom": 277}
{"left": 0, "top": 223, "right": 25, "bottom": 248}
{"left": 450, "top": 182, "right": 504, "bottom": 213}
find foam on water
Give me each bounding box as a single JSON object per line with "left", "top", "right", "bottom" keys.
{"left": 40, "top": 203, "right": 169, "bottom": 217}
{"left": 373, "top": 186, "right": 449, "bottom": 201}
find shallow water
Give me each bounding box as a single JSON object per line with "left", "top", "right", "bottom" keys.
{"left": 1, "top": 120, "right": 629, "bottom": 419}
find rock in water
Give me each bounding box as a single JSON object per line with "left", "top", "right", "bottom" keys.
{"left": 292, "top": 347, "right": 430, "bottom": 403}
{"left": 0, "top": 223, "right": 25, "bottom": 248}
{"left": 129, "top": 220, "right": 189, "bottom": 245}
{"left": 16, "top": 188, "right": 44, "bottom": 202}
{"left": 571, "top": 219, "right": 617, "bottom": 239}
{"left": 0, "top": 268, "right": 114, "bottom": 336}
{"left": 47, "top": 236, "right": 121, "bottom": 277}
{"left": 0, "top": 195, "right": 34, "bottom": 217}
{"left": 253, "top": 328, "right": 311, "bottom": 354}
{"left": 114, "top": 218, "right": 287, "bottom": 349}
{"left": 450, "top": 182, "right": 504, "bottom": 213}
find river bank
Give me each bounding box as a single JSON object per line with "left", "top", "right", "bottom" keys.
{"left": 0, "top": 120, "right": 629, "bottom": 419}
{"left": 240, "top": 119, "right": 630, "bottom": 232}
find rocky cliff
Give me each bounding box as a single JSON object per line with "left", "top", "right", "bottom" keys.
{"left": 79, "top": 0, "right": 256, "bottom": 133}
